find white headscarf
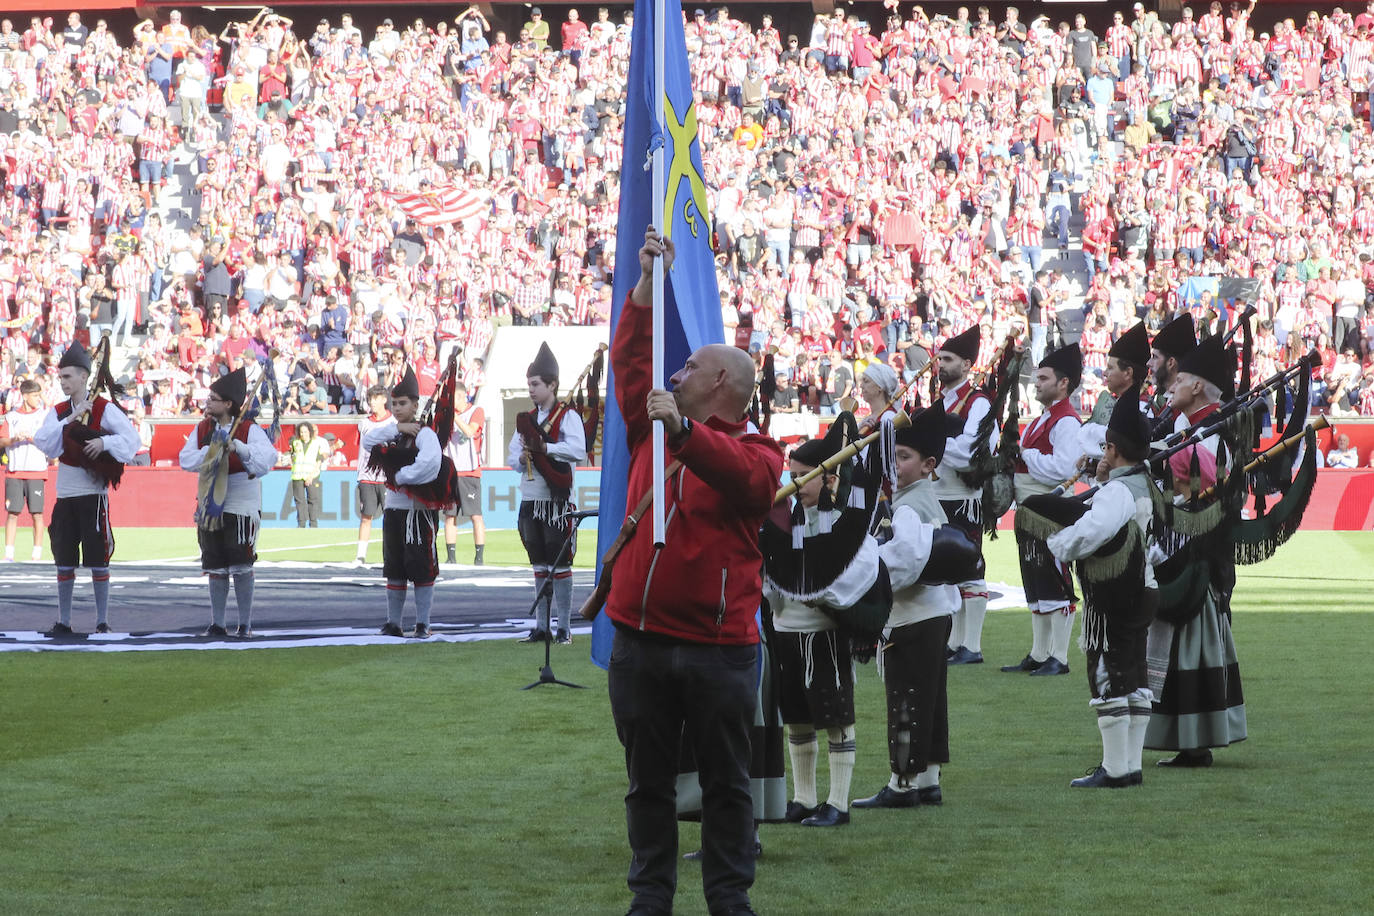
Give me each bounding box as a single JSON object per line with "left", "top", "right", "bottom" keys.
{"left": 863, "top": 362, "right": 899, "bottom": 399}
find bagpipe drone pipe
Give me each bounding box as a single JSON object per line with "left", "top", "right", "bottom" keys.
{"left": 197, "top": 364, "right": 284, "bottom": 530}
{"left": 61, "top": 336, "right": 127, "bottom": 489}
{"left": 515, "top": 344, "right": 608, "bottom": 496}
{"left": 955, "top": 336, "right": 1027, "bottom": 537}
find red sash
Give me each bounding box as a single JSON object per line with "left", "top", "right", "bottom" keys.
{"left": 56, "top": 396, "right": 109, "bottom": 469}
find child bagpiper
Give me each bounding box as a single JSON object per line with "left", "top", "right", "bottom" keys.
{"left": 178, "top": 367, "right": 277, "bottom": 637}
{"left": 854, "top": 401, "right": 963, "bottom": 809}
{"left": 360, "top": 367, "right": 443, "bottom": 638}
{"left": 1031, "top": 391, "right": 1156, "bottom": 788}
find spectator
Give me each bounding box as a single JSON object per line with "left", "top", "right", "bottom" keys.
{"left": 287, "top": 421, "right": 329, "bottom": 527}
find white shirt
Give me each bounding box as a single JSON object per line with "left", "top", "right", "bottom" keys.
{"left": 34, "top": 397, "right": 141, "bottom": 497}
{"left": 178, "top": 420, "right": 277, "bottom": 517}
{"left": 1016, "top": 402, "right": 1083, "bottom": 496}
{"left": 505, "top": 403, "right": 587, "bottom": 502}
{"left": 359, "top": 418, "right": 442, "bottom": 510}
{"left": 1046, "top": 469, "right": 1156, "bottom": 589}
{"left": 935, "top": 381, "right": 996, "bottom": 501}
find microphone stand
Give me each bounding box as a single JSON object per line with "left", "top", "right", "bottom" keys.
{"left": 522, "top": 513, "right": 587, "bottom": 690}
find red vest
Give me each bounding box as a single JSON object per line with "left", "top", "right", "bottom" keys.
{"left": 197, "top": 418, "right": 253, "bottom": 475}
{"left": 55, "top": 396, "right": 109, "bottom": 468}
{"left": 947, "top": 379, "right": 989, "bottom": 422}
{"left": 1016, "top": 397, "right": 1080, "bottom": 472}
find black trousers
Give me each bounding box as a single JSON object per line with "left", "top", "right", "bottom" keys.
{"left": 608, "top": 627, "right": 757, "bottom": 915}
{"left": 292, "top": 479, "right": 321, "bottom": 527}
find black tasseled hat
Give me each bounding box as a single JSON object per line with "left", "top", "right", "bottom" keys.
{"left": 895, "top": 399, "right": 947, "bottom": 465}
{"left": 58, "top": 340, "right": 91, "bottom": 372}
{"left": 1107, "top": 385, "right": 1150, "bottom": 455}
{"left": 1151, "top": 313, "right": 1197, "bottom": 360}
{"left": 940, "top": 324, "right": 980, "bottom": 363}
{"left": 210, "top": 367, "right": 247, "bottom": 410}
{"left": 391, "top": 366, "right": 420, "bottom": 400}
{"left": 1039, "top": 342, "right": 1082, "bottom": 390}
{"left": 527, "top": 341, "right": 559, "bottom": 381}
{"left": 1176, "top": 334, "right": 1233, "bottom": 395}
{"left": 1109, "top": 321, "right": 1150, "bottom": 367}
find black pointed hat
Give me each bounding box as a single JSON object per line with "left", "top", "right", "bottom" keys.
{"left": 1107, "top": 384, "right": 1150, "bottom": 455}
{"left": 527, "top": 341, "right": 559, "bottom": 381}
{"left": 58, "top": 340, "right": 91, "bottom": 372}
{"left": 391, "top": 365, "right": 420, "bottom": 400}
{"left": 1176, "top": 334, "right": 1233, "bottom": 394}
{"left": 1039, "top": 342, "right": 1082, "bottom": 390}
{"left": 1151, "top": 313, "right": 1197, "bottom": 360}
{"left": 1109, "top": 321, "right": 1150, "bottom": 367}
{"left": 211, "top": 367, "right": 247, "bottom": 409}
{"left": 940, "top": 324, "right": 980, "bottom": 363}
{"left": 895, "top": 399, "right": 947, "bottom": 465}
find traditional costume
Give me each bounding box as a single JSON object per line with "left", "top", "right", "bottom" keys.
{"left": 33, "top": 341, "right": 139, "bottom": 636}
{"left": 354, "top": 398, "right": 392, "bottom": 565}
{"left": 1146, "top": 336, "right": 1246, "bottom": 766}
{"left": 360, "top": 367, "right": 443, "bottom": 638}
{"left": 178, "top": 368, "right": 277, "bottom": 637}
{"left": 853, "top": 401, "right": 970, "bottom": 809}
{"left": 1004, "top": 343, "right": 1084, "bottom": 676}
{"left": 761, "top": 419, "right": 890, "bottom": 828}
{"left": 507, "top": 342, "right": 587, "bottom": 644}
{"left": 933, "top": 324, "right": 995, "bottom": 664}
{"left": 1023, "top": 392, "right": 1157, "bottom": 787}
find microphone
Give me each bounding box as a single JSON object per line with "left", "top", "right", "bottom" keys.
{"left": 560, "top": 509, "right": 600, "bottom": 520}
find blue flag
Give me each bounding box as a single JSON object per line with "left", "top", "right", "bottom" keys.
{"left": 590, "top": 0, "right": 724, "bottom": 669}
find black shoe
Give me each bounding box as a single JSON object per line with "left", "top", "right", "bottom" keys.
{"left": 945, "top": 646, "right": 957, "bottom": 660}
{"left": 916, "top": 785, "right": 943, "bottom": 806}
{"left": 445, "top": 548, "right": 457, "bottom": 564}
{"left": 784, "top": 800, "right": 819, "bottom": 823}
{"left": 412, "top": 624, "right": 431, "bottom": 639}
{"left": 1029, "top": 657, "right": 1070, "bottom": 676}
{"left": 44, "top": 622, "right": 77, "bottom": 639}
{"left": 1070, "top": 765, "right": 1134, "bottom": 788}
{"left": 379, "top": 622, "right": 405, "bottom": 637}
{"left": 682, "top": 849, "right": 702, "bottom": 861}
{"left": 948, "top": 646, "right": 984, "bottom": 665}
{"left": 474, "top": 546, "right": 485, "bottom": 566}
{"left": 852, "top": 785, "right": 920, "bottom": 809}
{"left": 95, "top": 622, "right": 111, "bottom": 634}
{"left": 719, "top": 907, "right": 759, "bottom": 916}
{"left": 202, "top": 624, "right": 229, "bottom": 637}
{"left": 1128, "top": 770, "right": 1143, "bottom": 785}
{"left": 518, "top": 629, "right": 549, "bottom": 644}
{"left": 1001, "top": 654, "right": 1044, "bottom": 673}
{"left": 1157, "top": 749, "right": 1213, "bottom": 768}
{"left": 800, "top": 803, "right": 850, "bottom": 827}
{"left": 555, "top": 628, "right": 572, "bottom": 645}
{"left": 235, "top": 625, "right": 253, "bottom": 638}
{"left": 624, "top": 907, "right": 672, "bottom": 916}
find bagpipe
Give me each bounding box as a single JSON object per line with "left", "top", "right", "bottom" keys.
{"left": 516, "top": 344, "right": 607, "bottom": 496}
{"left": 954, "top": 335, "right": 1027, "bottom": 537}
{"left": 61, "top": 336, "right": 127, "bottom": 489}
{"left": 365, "top": 351, "right": 462, "bottom": 510}
{"left": 196, "top": 365, "right": 283, "bottom": 531}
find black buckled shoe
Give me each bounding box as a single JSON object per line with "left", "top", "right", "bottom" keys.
{"left": 1070, "top": 765, "right": 1134, "bottom": 788}
{"left": 800, "top": 803, "right": 850, "bottom": 827}
{"left": 518, "top": 629, "right": 549, "bottom": 644}
{"left": 412, "top": 623, "right": 431, "bottom": 639}
{"left": 917, "top": 785, "right": 943, "bottom": 806}
{"left": 1128, "top": 770, "right": 1143, "bottom": 786}
{"left": 1029, "top": 657, "right": 1070, "bottom": 676}
{"left": 948, "top": 646, "right": 984, "bottom": 665}
{"left": 784, "top": 800, "right": 820, "bottom": 823}
{"left": 45, "top": 622, "right": 76, "bottom": 639}
{"left": 202, "top": 624, "right": 229, "bottom": 637}
{"left": 379, "top": 622, "right": 405, "bottom": 638}
{"left": 1157, "top": 749, "right": 1213, "bottom": 768}
{"left": 235, "top": 625, "right": 253, "bottom": 638}
{"left": 94, "top": 622, "right": 111, "bottom": 634}
{"left": 555, "top": 628, "right": 572, "bottom": 645}
{"left": 1001, "top": 654, "right": 1043, "bottom": 673}
{"left": 852, "top": 785, "right": 920, "bottom": 809}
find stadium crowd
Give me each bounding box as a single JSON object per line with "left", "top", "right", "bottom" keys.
{"left": 2, "top": 2, "right": 1374, "bottom": 436}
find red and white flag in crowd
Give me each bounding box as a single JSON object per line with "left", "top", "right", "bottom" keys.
{"left": 390, "top": 186, "right": 488, "bottom": 226}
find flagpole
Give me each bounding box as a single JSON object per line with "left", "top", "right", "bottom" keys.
{"left": 650, "top": 0, "right": 667, "bottom": 548}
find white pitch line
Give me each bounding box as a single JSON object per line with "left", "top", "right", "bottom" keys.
{"left": 134, "top": 538, "right": 368, "bottom": 565}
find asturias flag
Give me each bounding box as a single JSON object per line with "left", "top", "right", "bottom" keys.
{"left": 590, "top": 0, "right": 724, "bottom": 669}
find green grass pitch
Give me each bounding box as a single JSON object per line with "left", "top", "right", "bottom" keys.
{"left": 1, "top": 532, "right": 1372, "bottom": 914}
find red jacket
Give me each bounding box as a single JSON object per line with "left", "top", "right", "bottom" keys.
{"left": 604, "top": 295, "right": 784, "bottom": 645}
